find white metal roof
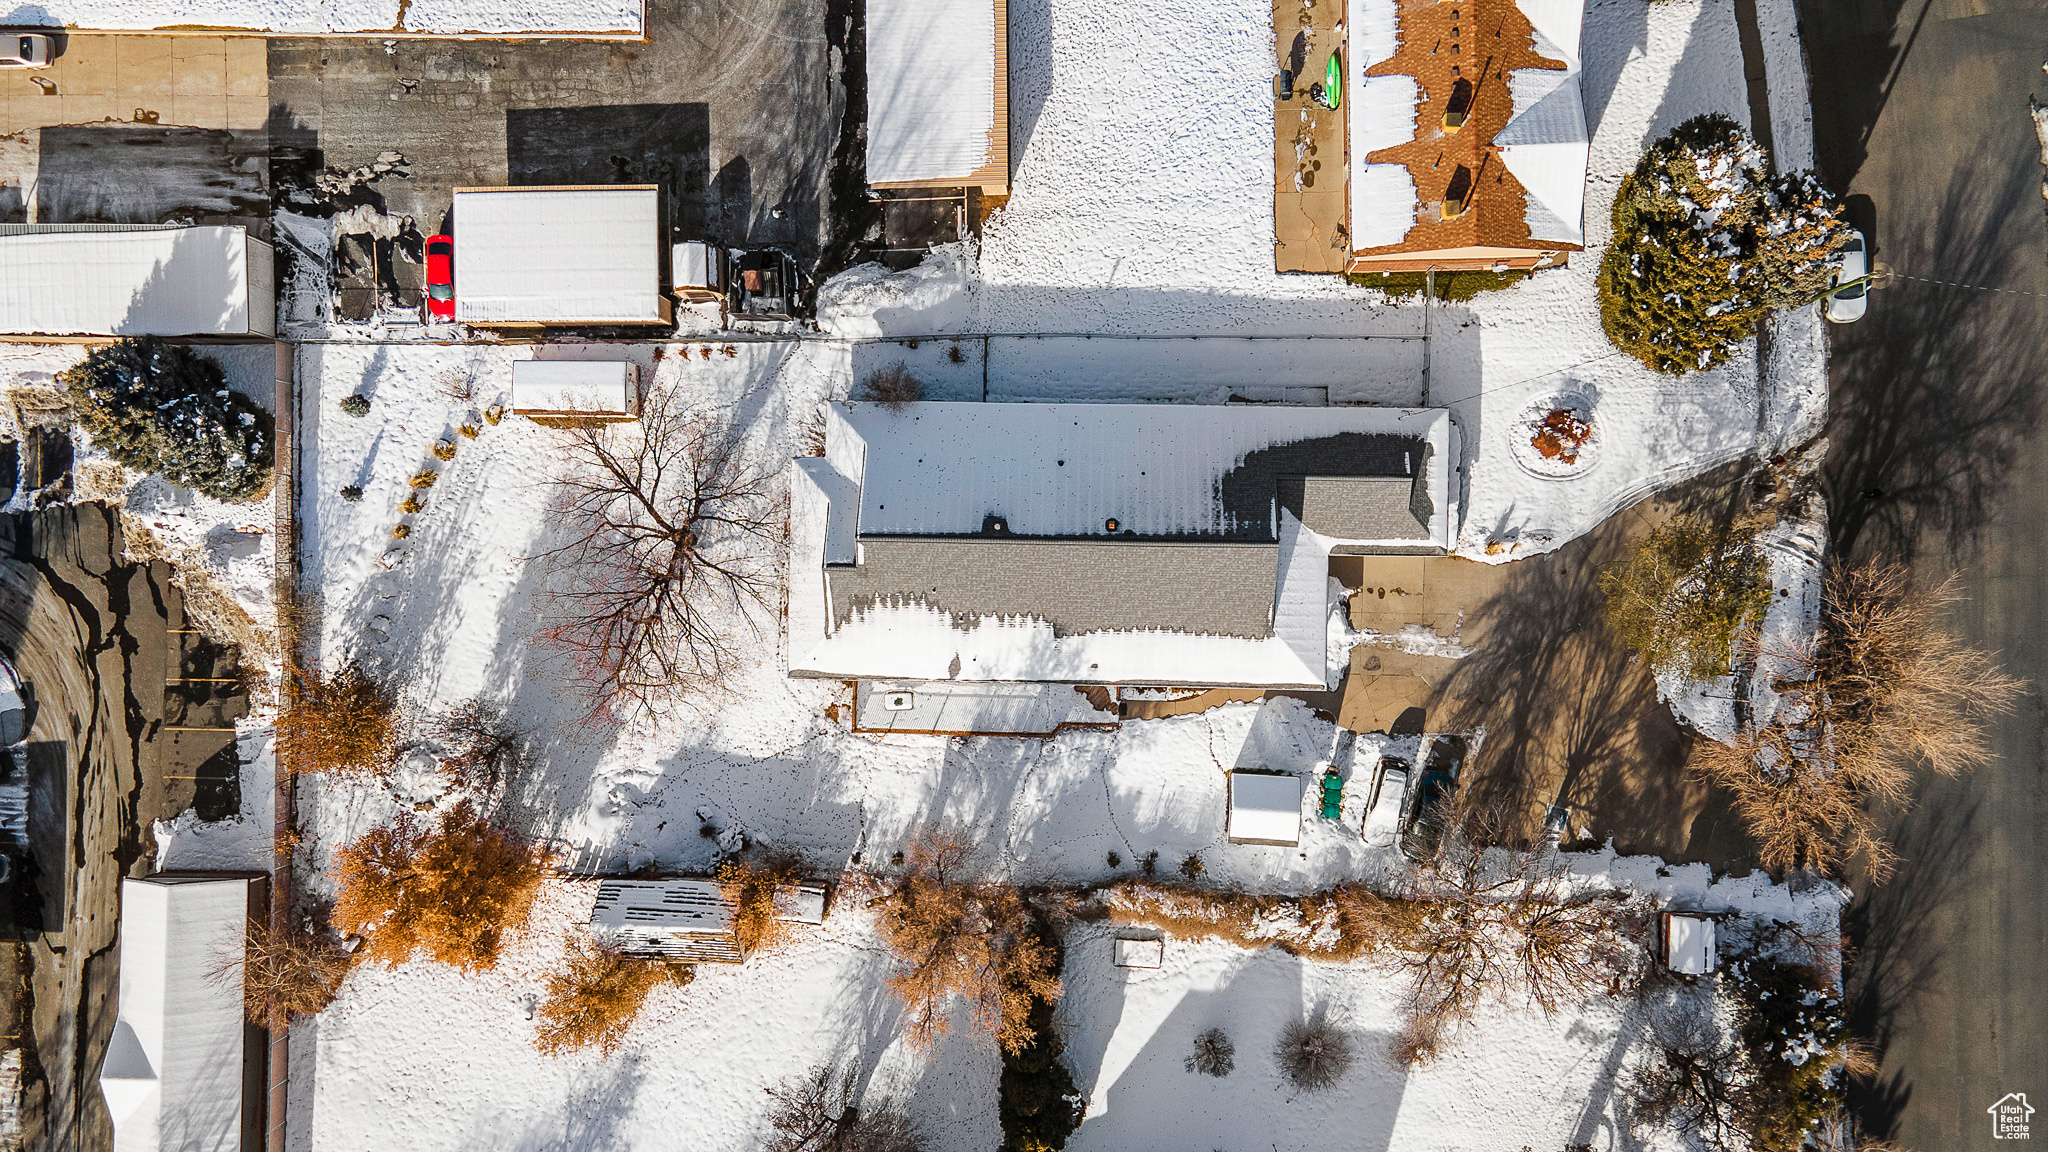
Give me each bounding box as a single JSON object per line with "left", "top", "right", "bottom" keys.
{"left": 1663, "top": 913, "right": 1717, "bottom": 975}
{"left": 865, "top": 0, "right": 997, "bottom": 183}
{"left": 833, "top": 402, "right": 1456, "bottom": 546}
{"left": 452, "top": 187, "right": 664, "bottom": 324}
{"left": 1227, "top": 771, "right": 1305, "bottom": 845}
{"left": 102, "top": 876, "right": 252, "bottom": 1152}
{"left": 510, "top": 359, "right": 639, "bottom": 416}
{"left": 0, "top": 226, "right": 268, "bottom": 337}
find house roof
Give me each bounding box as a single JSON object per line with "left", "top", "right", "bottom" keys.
{"left": 450, "top": 186, "right": 665, "bottom": 324}
{"left": 1347, "top": 0, "right": 1588, "bottom": 259}
{"left": 1279, "top": 475, "right": 1432, "bottom": 541}
{"left": 0, "top": 225, "right": 270, "bottom": 337}
{"left": 103, "top": 876, "right": 254, "bottom": 1152}
{"left": 829, "top": 539, "right": 1282, "bottom": 638}
{"left": 838, "top": 401, "right": 1446, "bottom": 542}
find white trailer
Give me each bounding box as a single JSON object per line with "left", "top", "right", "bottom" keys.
{"left": 511, "top": 360, "right": 641, "bottom": 422}
{"left": 0, "top": 224, "right": 274, "bottom": 339}
{"left": 451, "top": 186, "right": 670, "bottom": 326}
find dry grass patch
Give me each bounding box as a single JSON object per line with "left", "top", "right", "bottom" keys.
{"left": 333, "top": 801, "right": 550, "bottom": 972}
{"left": 533, "top": 935, "right": 693, "bottom": 1057}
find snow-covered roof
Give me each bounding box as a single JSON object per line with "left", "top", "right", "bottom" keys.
{"left": 1497, "top": 0, "right": 1589, "bottom": 246}
{"left": 1663, "top": 912, "right": 1716, "bottom": 975}
{"left": 0, "top": 225, "right": 273, "bottom": 338}
{"left": 510, "top": 360, "right": 640, "bottom": 417}
{"left": 866, "top": 0, "right": 1005, "bottom": 187}
{"left": 451, "top": 187, "right": 666, "bottom": 325}
{"left": 591, "top": 879, "right": 745, "bottom": 962}
{"left": 1347, "top": 0, "right": 1418, "bottom": 249}
{"left": 103, "top": 875, "right": 256, "bottom": 1152}
{"left": 1227, "top": 771, "right": 1305, "bottom": 845}
{"left": 835, "top": 401, "right": 1454, "bottom": 543}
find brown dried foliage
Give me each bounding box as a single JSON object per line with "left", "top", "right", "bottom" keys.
{"left": 210, "top": 919, "right": 353, "bottom": 1032}
{"left": 877, "top": 831, "right": 1061, "bottom": 1054}
{"left": 536, "top": 388, "right": 781, "bottom": 723}
{"left": 1691, "top": 564, "right": 2025, "bottom": 878}
{"left": 715, "top": 855, "right": 806, "bottom": 955}
{"left": 277, "top": 660, "right": 396, "bottom": 777}
{"left": 532, "top": 935, "right": 693, "bottom": 1057}
{"left": 332, "top": 800, "right": 550, "bottom": 972}
{"left": 858, "top": 363, "right": 924, "bottom": 410}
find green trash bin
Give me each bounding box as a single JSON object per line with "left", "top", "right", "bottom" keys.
{"left": 1320, "top": 769, "right": 1343, "bottom": 820}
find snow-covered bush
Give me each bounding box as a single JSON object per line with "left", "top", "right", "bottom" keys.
{"left": 532, "top": 936, "right": 692, "bottom": 1057}
{"left": 1598, "top": 115, "right": 1852, "bottom": 375}
{"left": 63, "top": 336, "right": 274, "bottom": 501}
{"left": 1599, "top": 514, "right": 1773, "bottom": 680}
{"left": 1274, "top": 1019, "right": 1352, "bottom": 1091}
{"left": 1724, "top": 954, "right": 1866, "bottom": 1152}
{"left": 1185, "top": 1027, "right": 1235, "bottom": 1077}
{"left": 339, "top": 392, "right": 371, "bottom": 417}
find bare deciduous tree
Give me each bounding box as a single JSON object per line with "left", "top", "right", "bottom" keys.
{"left": 209, "top": 919, "right": 353, "bottom": 1031}
{"left": 876, "top": 831, "right": 1061, "bottom": 1054}
{"left": 536, "top": 390, "right": 781, "bottom": 721}
{"left": 763, "top": 1065, "right": 922, "bottom": 1152}
{"left": 427, "top": 697, "right": 529, "bottom": 797}
{"left": 1625, "top": 1005, "right": 1752, "bottom": 1152}
{"left": 1692, "top": 563, "right": 2024, "bottom": 878}
{"left": 1274, "top": 1019, "right": 1352, "bottom": 1091}
{"left": 1185, "top": 1026, "right": 1234, "bottom": 1077}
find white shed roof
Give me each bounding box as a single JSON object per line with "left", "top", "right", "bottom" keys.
{"left": 0, "top": 226, "right": 271, "bottom": 338}
{"left": 102, "top": 876, "right": 253, "bottom": 1152}
{"left": 1227, "top": 771, "right": 1304, "bottom": 845}
{"left": 511, "top": 359, "right": 639, "bottom": 417}
{"left": 451, "top": 187, "right": 665, "bottom": 324}
{"left": 1663, "top": 913, "right": 1717, "bottom": 975}
{"left": 865, "top": 0, "right": 999, "bottom": 184}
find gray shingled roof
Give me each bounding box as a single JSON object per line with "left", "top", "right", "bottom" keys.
{"left": 1277, "top": 475, "right": 1433, "bottom": 540}
{"left": 828, "top": 539, "right": 1281, "bottom": 638}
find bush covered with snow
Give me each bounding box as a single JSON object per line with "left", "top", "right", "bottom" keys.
{"left": 1598, "top": 115, "right": 1852, "bottom": 375}
{"left": 63, "top": 337, "right": 274, "bottom": 501}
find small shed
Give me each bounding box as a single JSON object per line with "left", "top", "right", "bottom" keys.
{"left": 451, "top": 186, "right": 670, "bottom": 326}
{"left": 1112, "top": 938, "right": 1163, "bottom": 969}
{"left": 511, "top": 360, "right": 641, "bottom": 421}
{"left": 1226, "top": 770, "right": 1305, "bottom": 846}
{"left": 1661, "top": 912, "right": 1717, "bottom": 975}
{"left": 0, "top": 224, "right": 274, "bottom": 340}
{"left": 102, "top": 873, "right": 266, "bottom": 1152}
{"left": 591, "top": 879, "right": 746, "bottom": 963}
{"left": 865, "top": 0, "right": 1009, "bottom": 192}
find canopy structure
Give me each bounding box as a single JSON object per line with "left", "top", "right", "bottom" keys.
{"left": 0, "top": 225, "right": 274, "bottom": 339}
{"left": 451, "top": 186, "right": 670, "bottom": 326}
{"left": 102, "top": 875, "right": 263, "bottom": 1152}
{"left": 865, "top": 0, "right": 1009, "bottom": 191}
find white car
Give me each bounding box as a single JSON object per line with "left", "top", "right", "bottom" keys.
{"left": 1824, "top": 230, "right": 1869, "bottom": 324}
{"left": 0, "top": 34, "right": 52, "bottom": 68}
{"left": 1362, "top": 760, "right": 1409, "bottom": 848}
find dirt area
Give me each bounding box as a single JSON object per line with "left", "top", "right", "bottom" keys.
{"left": 1272, "top": 0, "right": 1349, "bottom": 272}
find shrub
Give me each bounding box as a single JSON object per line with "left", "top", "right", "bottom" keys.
{"left": 428, "top": 698, "right": 528, "bottom": 796}
{"left": 1275, "top": 1019, "right": 1351, "bottom": 1091}
{"left": 1597, "top": 115, "right": 1852, "bottom": 374}
{"left": 277, "top": 660, "right": 396, "bottom": 776}
{"left": 859, "top": 363, "right": 924, "bottom": 410}
{"left": 409, "top": 468, "right": 439, "bottom": 488}
{"left": 763, "top": 1065, "right": 922, "bottom": 1152}
{"left": 1599, "top": 514, "right": 1772, "bottom": 679}
{"left": 1347, "top": 269, "right": 1531, "bottom": 301}
{"left": 716, "top": 854, "right": 806, "bottom": 955}
{"left": 459, "top": 423, "right": 481, "bottom": 439}
{"left": 400, "top": 494, "right": 425, "bottom": 514}
{"left": 1177, "top": 853, "right": 1204, "bottom": 881}
{"left": 432, "top": 438, "right": 457, "bottom": 461}
{"left": 877, "top": 831, "right": 1061, "bottom": 1054}
{"left": 1725, "top": 955, "right": 1865, "bottom": 1152}
{"left": 339, "top": 484, "right": 363, "bottom": 502}
{"left": 213, "top": 919, "right": 352, "bottom": 1031}
{"left": 1625, "top": 1003, "right": 1751, "bottom": 1151}
{"left": 333, "top": 800, "right": 550, "bottom": 971}
{"left": 392, "top": 524, "right": 410, "bottom": 539}
{"left": 339, "top": 393, "right": 371, "bottom": 417}
{"left": 532, "top": 935, "right": 691, "bottom": 1057}
{"left": 62, "top": 336, "right": 274, "bottom": 501}
{"left": 484, "top": 404, "right": 505, "bottom": 426}
{"left": 1185, "top": 1026, "right": 1234, "bottom": 1077}
{"left": 999, "top": 994, "right": 1083, "bottom": 1152}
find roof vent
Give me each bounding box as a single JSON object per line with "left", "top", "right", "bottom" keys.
{"left": 982, "top": 514, "right": 1009, "bottom": 535}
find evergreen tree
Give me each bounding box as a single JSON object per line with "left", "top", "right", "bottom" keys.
{"left": 1599, "top": 115, "right": 1852, "bottom": 375}
{"left": 63, "top": 337, "right": 274, "bottom": 501}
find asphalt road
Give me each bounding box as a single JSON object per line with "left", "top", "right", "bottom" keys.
{"left": 1798, "top": 0, "right": 2048, "bottom": 1145}
{"left": 266, "top": 0, "right": 848, "bottom": 310}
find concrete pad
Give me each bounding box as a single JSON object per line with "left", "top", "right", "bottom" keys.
{"left": 223, "top": 38, "right": 266, "bottom": 98}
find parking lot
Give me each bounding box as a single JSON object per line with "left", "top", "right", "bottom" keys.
{"left": 267, "top": 0, "right": 849, "bottom": 310}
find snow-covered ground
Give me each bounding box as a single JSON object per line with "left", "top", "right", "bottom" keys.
{"left": 817, "top": 0, "right": 1829, "bottom": 564}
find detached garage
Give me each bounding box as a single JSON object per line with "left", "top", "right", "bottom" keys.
{"left": 0, "top": 224, "right": 274, "bottom": 339}
{"left": 451, "top": 186, "right": 671, "bottom": 327}
{"left": 101, "top": 874, "right": 266, "bottom": 1152}
{"left": 865, "top": 0, "right": 1009, "bottom": 192}
{"left": 1226, "top": 770, "right": 1305, "bottom": 846}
